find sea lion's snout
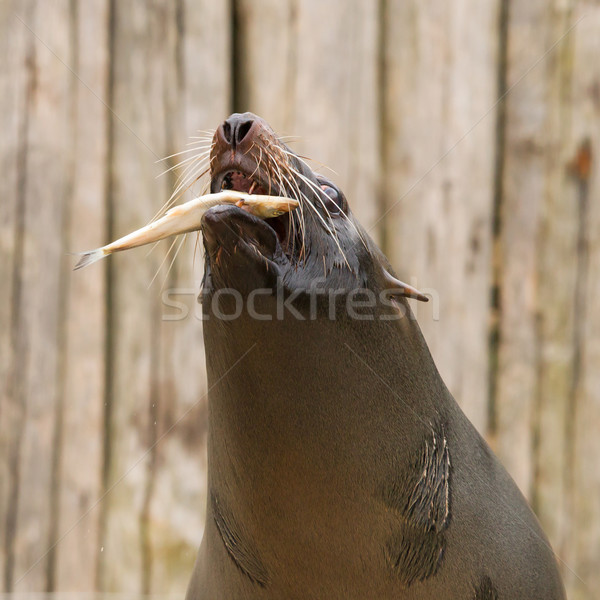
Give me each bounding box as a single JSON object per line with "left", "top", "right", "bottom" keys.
{"left": 207, "top": 113, "right": 305, "bottom": 270}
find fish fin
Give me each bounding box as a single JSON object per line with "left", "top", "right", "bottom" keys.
{"left": 73, "top": 249, "right": 106, "bottom": 270}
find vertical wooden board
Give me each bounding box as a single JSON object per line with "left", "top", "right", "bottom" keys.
{"left": 382, "top": 0, "right": 498, "bottom": 433}
{"left": 570, "top": 5, "right": 600, "bottom": 597}
{"left": 532, "top": 0, "right": 578, "bottom": 569}
{"left": 496, "top": 0, "right": 587, "bottom": 506}
{"left": 292, "top": 0, "right": 380, "bottom": 235}
{"left": 294, "top": 0, "right": 380, "bottom": 238}
{"left": 494, "top": 1, "right": 552, "bottom": 494}
{"left": 98, "top": 0, "right": 175, "bottom": 593}
{"left": 235, "top": 0, "right": 292, "bottom": 119}
{"left": 0, "top": 3, "right": 30, "bottom": 588}
{"left": 10, "top": 0, "right": 74, "bottom": 591}
{"left": 181, "top": 0, "right": 232, "bottom": 137}
{"left": 55, "top": 0, "right": 109, "bottom": 591}
{"left": 148, "top": 0, "right": 231, "bottom": 594}
{"left": 236, "top": 0, "right": 296, "bottom": 130}
{"left": 238, "top": 0, "right": 381, "bottom": 236}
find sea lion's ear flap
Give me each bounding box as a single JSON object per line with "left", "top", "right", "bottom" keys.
{"left": 382, "top": 269, "right": 429, "bottom": 302}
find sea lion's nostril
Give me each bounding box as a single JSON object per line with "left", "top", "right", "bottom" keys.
{"left": 221, "top": 115, "right": 254, "bottom": 150}
{"left": 236, "top": 119, "right": 254, "bottom": 145}
{"left": 222, "top": 121, "right": 233, "bottom": 144}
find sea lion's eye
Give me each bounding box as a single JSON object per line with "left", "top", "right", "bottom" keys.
{"left": 320, "top": 185, "right": 342, "bottom": 215}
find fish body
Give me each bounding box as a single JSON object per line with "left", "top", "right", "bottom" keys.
{"left": 73, "top": 191, "right": 297, "bottom": 270}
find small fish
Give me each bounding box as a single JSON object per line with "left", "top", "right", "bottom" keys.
{"left": 73, "top": 190, "right": 298, "bottom": 270}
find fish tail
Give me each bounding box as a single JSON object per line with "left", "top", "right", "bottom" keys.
{"left": 73, "top": 248, "right": 107, "bottom": 270}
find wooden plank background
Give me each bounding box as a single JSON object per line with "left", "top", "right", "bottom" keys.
{"left": 0, "top": 1, "right": 598, "bottom": 598}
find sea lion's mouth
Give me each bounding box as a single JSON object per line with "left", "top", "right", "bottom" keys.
{"left": 212, "top": 169, "right": 275, "bottom": 197}
{"left": 209, "top": 166, "right": 294, "bottom": 259}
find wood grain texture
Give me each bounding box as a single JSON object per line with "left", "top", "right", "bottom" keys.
{"left": 0, "top": 2, "right": 32, "bottom": 591}
{"left": 495, "top": 0, "right": 545, "bottom": 498}
{"left": 6, "top": 0, "right": 74, "bottom": 592}
{"left": 54, "top": 0, "right": 109, "bottom": 591}
{"left": 529, "top": 0, "right": 578, "bottom": 574}
{"left": 569, "top": 5, "right": 600, "bottom": 598}
{"left": 495, "top": 0, "right": 579, "bottom": 507}
{"left": 496, "top": 5, "right": 599, "bottom": 598}
{"left": 382, "top": 0, "right": 499, "bottom": 433}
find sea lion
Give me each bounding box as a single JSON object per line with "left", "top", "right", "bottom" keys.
{"left": 185, "top": 113, "right": 566, "bottom": 599}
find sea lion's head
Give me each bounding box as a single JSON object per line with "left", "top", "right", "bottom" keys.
{"left": 201, "top": 112, "right": 427, "bottom": 319}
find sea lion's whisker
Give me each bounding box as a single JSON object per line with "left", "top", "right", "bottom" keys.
{"left": 301, "top": 190, "right": 350, "bottom": 270}
{"left": 155, "top": 150, "right": 210, "bottom": 173}
{"left": 159, "top": 146, "right": 210, "bottom": 174}
{"left": 271, "top": 153, "right": 307, "bottom": 259}
{"left": 151, "top": 165, "right": 211, "bottom": 224}
{"left": 172, "top": 150, "right": 211, "bottom": 182}
{"left": 148, "top": 235, "right": 180, "bottom": 289}
{"left": 271, "top": 166, "right": 302, "bottom": 258}
{"left": 192, "top": 231, "right": 201, "bottom": 273}
{"left": 291, "top": 168, "right": 335, "bottom": 222}
{"left": 278, "top": 146, "right": 338, "bottom": 176}
{"left": 170, "top": 159, "right": 211, "bottom": 199}
{"left": 244, "top": 141, "right": 257, "bottom": 158}
{"left": 154, "top": 133, "right": 210, "bottom": 218}
{"left": 284, "top": 167, "right": 351, "bottom": 269}
{"left": 144, "top": 240, "right": 161, "bottom": 260}
{"left": 263, "top": 142, "right": 307, "bottom": 259}
{"left": 152, "top": 159, "right": 210, "bottom": 220}
{"left": 171, "top": 161, "right": 210, "bottom": 197}
{"left": 265, "top": 139, "right": 326, "bottom": 261}
{"left": 272, "top": 161, "right": 305, "bottom": 259}
{"left": 287, "top": 166, "right": 340, "bottom": 235}
{"left": 157, "top": 143, "right": 212, "bottom": 163}
{"left": 265, "top": 154, "right": 274, "bottom": 197}
{"left": 164, "top": 151, "right": 210, "bottom": 193}
{"left": 160, "top": 233, "right": 187, "bottom": 292}
{"left": 156, "top": 151, "right": 210, "bottom": 180}
{"left": 171, "top": 165, "right": 211, "bottom": 203}
{"left": 258, "top": 141, "right": 298, "bottom": 254}
{"left": 289, "top": 165, "right": 369, "bottom": 253}
{"left": 284, "top": 165, "right": 324, "bottom": 266}
{"left": 250, "top": 146, "right": 263, "bottom": 183}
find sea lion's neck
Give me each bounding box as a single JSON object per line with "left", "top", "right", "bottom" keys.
{"left": 204, "top": 310, "right": 446, "bottom": 505}
{"left": 200, "top": 306, "right": 452, "bottom": 591}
